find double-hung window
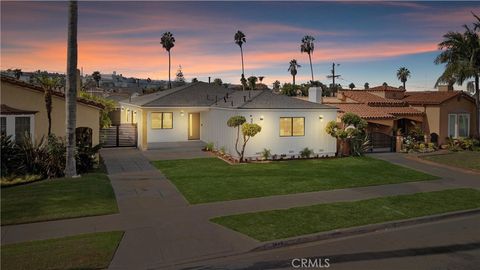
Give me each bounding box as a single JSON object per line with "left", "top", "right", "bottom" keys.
{"left": 280, "top": 117, "right": 305, "bottom": 137}
{"left": 15, "top": 116, "right": 31, "bottom": 142}
{"left": 448, "top": 113, "right": 470, "bottom": 138}
{"left": 151, "top": 112, "right": 173, "bottom": 129}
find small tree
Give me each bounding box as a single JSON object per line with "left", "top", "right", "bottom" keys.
{"left": 227, "top": 116, "right": 246, "bottom": 159}
{"left": 227, "top": 116, "right": 262, "bottom": 162}
{"left": 191, "top": 78, "right": 198, "bottom": 83}
{"left": 364, "top": 82, "right": 369, "bottom": 89}
{"left": 272, "top": 80, "right": 281, "bottom": 91}
{"left": 326, "top": 112, "right": 368, "bottom": 156}
{"left": 213, "top": 78, "right": 223, "bottom": 86}
{"left": 349, "top": 83, "right": 355, "bottom": 90}
{"left": 92, "top": 71, "right": 101, "bottom": 87}
{"left": 247, "top": 76, "right": 257, "bottom": 90}
{"left": 239, "top": 123, "right": 262, "bottom": 162}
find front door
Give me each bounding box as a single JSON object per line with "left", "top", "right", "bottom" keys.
{"left": 188, "top": 113, "right": 200, "bottom": 140}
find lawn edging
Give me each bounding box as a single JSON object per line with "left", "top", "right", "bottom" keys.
{"left": 252, "top": 208, "right": 480, "bottom": 252}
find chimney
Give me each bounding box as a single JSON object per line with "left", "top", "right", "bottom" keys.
{"left": 438, "top": 85, "right": 453, "bottom": 92}
{"left": 208, "top": 77, "right": 211, "bottom": 84}
{"left": 308, "top": 87, "right": 323, "bottom": 103}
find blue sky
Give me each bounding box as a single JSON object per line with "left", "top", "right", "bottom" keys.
{"left": 1, "top": 1, "right": 479, "bottom": 90}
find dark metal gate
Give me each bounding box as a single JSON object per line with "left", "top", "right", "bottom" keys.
{"left": 100, "top": 124, "right": 137, "bottom": 147}
{"left": 368, "top": 132, "right": 395, "bottom": 152}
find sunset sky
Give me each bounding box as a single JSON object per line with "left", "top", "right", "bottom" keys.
{"left": 1, "top": 1, "right": 479, "bottom": 90}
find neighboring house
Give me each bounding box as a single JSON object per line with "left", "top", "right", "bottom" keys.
{"left": 1, "top": 76, "right": 103, "bottom": 145}
{"left": 322, "top": 84, "right": 477, "bottom": 146}
{"left": 404, "top": 90, "right": 477, "bottom": 145}
{"left": 119, "top": 82, "right": 337, "bottom": 159}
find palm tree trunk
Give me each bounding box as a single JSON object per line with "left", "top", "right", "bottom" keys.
{"left": 293, "top": 75, "right": 295, "bottom": 86}
{"left": 65, "top": 0, "right": 78, "bottom": 178}
{"left": 476, "top": 74, "right": 480, "bottom": 136}
{"left": 308, "top": 53, "right": 314, "bottom": 82}
{"left": 240, "top": 46, "right": 245, "bottom": 91}
{"left": 168, "top": 50, "right": 172, "bottom": 89}
{"left": 403, "top": 81, "right": 406, "bottom": 89}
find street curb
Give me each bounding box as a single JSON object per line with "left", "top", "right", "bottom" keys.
{"left": 252, "top": 208, "right": 480, "bottom": 252}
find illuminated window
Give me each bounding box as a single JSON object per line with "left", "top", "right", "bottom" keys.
{"left": 151, "top": 112, "right": 173, "bottom": 129}
{"left": 280, "top": 117, "right": 304, "bottom": 137}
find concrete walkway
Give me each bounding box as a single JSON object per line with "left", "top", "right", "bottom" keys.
{"left": 1, "top": 150, "right": 479, "bottom": 269}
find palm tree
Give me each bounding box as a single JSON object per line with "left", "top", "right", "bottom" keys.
{"left": 65, "top": 0, "right": 78, "bottom": 178}
{"left": 92, "top": 71, "right": 101, "bottom": 87}
{"left": 300, "top": 35, "right": 315, "bottom": 82}
{"left": 160, "top": 32, "right": 175, "bottom": 89}
{"left": 349, "top": 83, "right": 355, "bottom": 90}
{"left": 36, "top": 75, "right": 61, "bottom": 135}
{"left": 234, "top": 30, "right": 246, "bottom": 90}
{"left": 396, "top": 67, "right": 411, "bottom": 89}
{"left": 258, "top": 76, "right": 264, "bottom": 83}
{"left": 288, "top": 59, "right": 301, "bottom": 86}
{"left": 435, "top": 14, "right": 480, "bottom": 134}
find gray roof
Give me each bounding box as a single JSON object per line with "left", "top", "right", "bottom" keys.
{"left": 122, "top": 82, "right": 335, "bottom": 110}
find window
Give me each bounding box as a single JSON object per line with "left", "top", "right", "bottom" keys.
{"left": 132, "top": 111, "right": 137, "bottom": 124}
{"left": 151, "top": 112, "right": 173, "bottom": 129}
{"left": 448, "top": 113, "right": 470, "bottom": 138}
{"left": 1, "top": 117, "right": 6, "bottom": 136}
{"left": 280, "top": 117, "right": 305, "bottom": 137}
{"left": 15, "top": 116, "right": 31, "bottom": 142}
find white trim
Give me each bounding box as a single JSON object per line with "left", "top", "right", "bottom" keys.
{"left": 0, "top": 114, "right": 35, "bottom": 141}
{"left": 448, "top": 113, "right": 470, "bottom": 138}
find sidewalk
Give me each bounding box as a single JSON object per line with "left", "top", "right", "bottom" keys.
{"left": 1, "top": 150, "right": 479, "bottom": 269}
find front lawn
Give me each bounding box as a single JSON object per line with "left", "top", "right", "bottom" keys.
{"left": 1, "top": 173, "right": 118, "bottom": 225}
{"left": 212, "top": 188, "right": 480, "bottom": 241}
{"left": 152, "top": 157, "right": 437, "bottom": 204}
{"left": 1, "top": 231, "right": 123, "bottom": 270}
{"left": 422, "top": 151, "right": 480, "bottom": 171}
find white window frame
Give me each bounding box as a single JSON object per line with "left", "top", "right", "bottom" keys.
{"left": 0, "top": 114, "right": 35, "bottom": 141}
{"left": 448, "top": 113, "right": 470, "bottom": 138}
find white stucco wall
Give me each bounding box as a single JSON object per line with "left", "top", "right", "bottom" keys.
{"left": 201, "top": 108, "right": 337, "bottom": 158}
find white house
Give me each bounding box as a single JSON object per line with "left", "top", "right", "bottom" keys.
{"left": 119, "top": 82, "right": 337, "bottom": 159}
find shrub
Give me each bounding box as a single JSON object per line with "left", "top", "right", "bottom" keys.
{"left": 1, "top": 135, "right": 23, "bottom": 177}
{"left": 261, "top": 148, "right": 271, "bottom": 160}
{"left": 76, "top": 140, "right": 102, "bottom": 174}
{"left": 205, "top": 142, "right": 214, "bottom": 151}
{"left": 300, "top": 147, "right": 313, "bottom": 158}
{"left": 219, "top": 146, "right": 226, "bottom": 155}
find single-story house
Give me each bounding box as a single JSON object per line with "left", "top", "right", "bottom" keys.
{"left": 322, "top": 85, "right": 478, "bottom": 146}
{"left": 119, "top": 82, "right": 337, "bottom": 159}
{"left": 1, "top": 76, "right": 103, "bottom": 145}
{"left": 404, "top": 90, "right": 477, "bottom": 145}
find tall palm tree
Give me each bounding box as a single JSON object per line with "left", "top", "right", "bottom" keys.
{"left": 36, "top": 75, "right": 61, "bottom": 135}
{"left": 160, "top": 32, "right": 175, "bottom": 89}
{"left": 288, "top": 59, "right": 301, "bottom": 86}
{"left": 92, "top": 71, "right": 101, "bottom": 87}
{"left": 396, "top": 67, "right": 411, "bottom": 89}
{"left": 300, "top": 35, "right": 315, "bottom": 82}
{"left": 435, "top": 14, "right": 480, "bottom": 134}
{"left": 234, "top": 30, "right": 246, "bottom": 90}
{"left": 65, "top": 0, "right": 78, "bottom": 178}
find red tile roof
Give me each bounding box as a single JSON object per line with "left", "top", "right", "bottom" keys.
{"left": 367, "top": 85, "right": 405, "bottom": 92}
{"left": 340, "top": 91, "right": 406, "bottom": 106}
{"left": 403, "top": 91, "right": 474, "bottom": 105}
{"left": 0, "top": 104, "right": 38, "bottom": 115}
{"left": 335, "top": 103, "right": 423, "bottom": 120}
{"left": 1, "top": 76, "right": 104, "bottom": 109}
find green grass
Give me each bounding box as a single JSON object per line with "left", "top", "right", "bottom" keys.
{"left": 212, "top": 188, "right": 480, "bottom": 241}
{"left": 1, "top": 231, "right": 124, "bottom": 270}
{"left": 1, "top": 173, "right": 118, "bottom": 225}
{"left": 423, "top": 151, "right": 480, "bottom": 171}
{"left": 152, "top": 157, "right": 437, "bottom": 204}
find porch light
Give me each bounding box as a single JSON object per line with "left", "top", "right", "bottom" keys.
{"left": 180, "top": 110, "right": 185, "bottom": 117}
{"left": 260, "top": 116, "right": 264, "bottom": 121}
{"left": 319, "top": 115, "right": 324, "bottom": 121}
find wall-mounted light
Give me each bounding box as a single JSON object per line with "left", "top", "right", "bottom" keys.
{"left": 121, "top": 107, "right": 125, "bottom": 111}
{"left": 319, "top": 115, "right": 324, "bottom": 122}
{"left": 260, "top": 116, "right": 264, "bottom": 121}
{"left": 180, "top": 110, "right": 185, "bottom": 117}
